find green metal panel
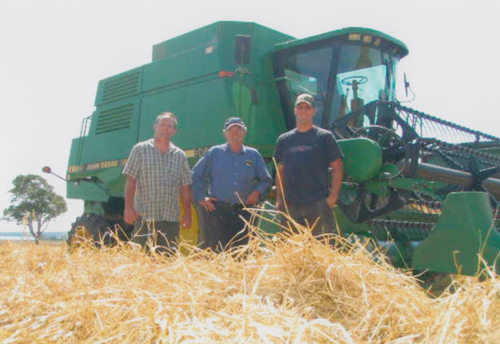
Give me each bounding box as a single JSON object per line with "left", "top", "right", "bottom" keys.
{"left": 143, "top": 41, "right": 220, "bottom": 93}
{"left": 67, "top": 177, "right": 110, "bottom": 202}
{"left": 81, "top": 98, "right": 141, "bottom": 163}
{"left": 66, "top": 164, "right": 126, "bottom": 201}
{"left": 67, "top": 137, "right": 83, "bottom": 171}
{"left": 258, "top": 201, "right": 283, "bottom": 235}
{"left": 139, "top": 77, "right": 231, "bottom": 149}
{"left": 152, "top": 22, "right": 219, "bottom": 61}
{"left": 413, "top": 192, "right": 500, "bottom": 275}
{"left": 337, "top": 138, "right": 382, "bottom": 182}
{"left": 333, "top": 207, "right": 373, "bottom": 235}
{"left": 95, "top": 67, "right": 142, "bottom": 106}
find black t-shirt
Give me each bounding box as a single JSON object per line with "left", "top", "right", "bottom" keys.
{"left": 274, "top": 126, "right": 344, "bottom": 205}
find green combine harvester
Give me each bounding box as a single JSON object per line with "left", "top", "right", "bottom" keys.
{"left": 61, "top": 21, "right": 500, "bottom": 276}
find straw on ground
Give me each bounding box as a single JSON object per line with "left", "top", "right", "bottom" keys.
{"left": 0, "top": 219, "right": 499, "bottom": 343}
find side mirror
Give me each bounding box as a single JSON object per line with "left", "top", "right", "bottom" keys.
{"left": 404, "top": 73, "right": 410, "bottom": 98}
{"left": 234, "top": 35, "right": 252, "bottom": 65}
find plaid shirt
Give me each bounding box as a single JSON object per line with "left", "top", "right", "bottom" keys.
{"left": 123, "top": 139, "right": 192, "bottom": 221}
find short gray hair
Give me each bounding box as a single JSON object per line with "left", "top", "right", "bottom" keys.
{"left": 155, "top": 112, "right": 178, "bottom": 128}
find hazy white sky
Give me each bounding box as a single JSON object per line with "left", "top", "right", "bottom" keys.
{"left": 1, "top": 0, "right": 499, "bottom": 232}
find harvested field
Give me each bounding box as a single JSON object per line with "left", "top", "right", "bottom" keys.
{"left": 0, "top": 218, "right": 499, "bottom": 343}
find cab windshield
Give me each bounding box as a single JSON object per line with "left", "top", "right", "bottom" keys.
{"left": 274, "top": 42, "right": 399, "bottom": 130}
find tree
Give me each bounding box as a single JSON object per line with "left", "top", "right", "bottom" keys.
{"left": 3, "top": 174, "right": 67, "bottom": 244}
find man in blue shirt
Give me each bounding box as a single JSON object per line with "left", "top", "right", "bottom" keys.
{"left": 192, "top": 117, "right": 272, "bottom": 252}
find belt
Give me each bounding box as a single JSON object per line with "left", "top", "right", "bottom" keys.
{"left": 213, "top": 201, "right": 245, "bottom": 210}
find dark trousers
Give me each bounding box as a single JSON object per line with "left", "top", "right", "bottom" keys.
{"left": 287, "top": 198, "right": 339, "bottom": 237}
{"left": 132, "top": 219, "right": 179, "bottom": 255}
{"left": 202, "top": 202, "right": 252, "bottom": 253}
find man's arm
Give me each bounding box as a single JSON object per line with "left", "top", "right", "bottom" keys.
{"left": 179, "top": 184, "right": 192, "bottom": 229}
{"left": 326, "top": 159, "right": 343, "bottom": 208}
{"left": 245, "top": 153, "right": 273, "bottom": 205}
{"left": 191, "top": 150, "right": 217, "bottom": 212}
{"left": 275, "top": 163, "right": 286, "bottom": 211}
{"left": 123, "top": 144, "right": 142, "bottom": 224}
{"left": 124, "top": 175, "right": 139, "bottom": 224}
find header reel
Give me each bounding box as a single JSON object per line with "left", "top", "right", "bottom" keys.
{"left": 333, "top": 101, "right": 500, "bottom": 222}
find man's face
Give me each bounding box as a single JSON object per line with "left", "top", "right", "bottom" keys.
{"left": 224, "top": 125, "right": 246, "bottom": 146}
{"left": 154, "top": 117, "right": 177, "bottom": 139}
{"left": 294, "top": 102, "right": 316, "bottom": 124}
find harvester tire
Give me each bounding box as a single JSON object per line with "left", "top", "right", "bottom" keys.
{"left": 417, "top": 272, "right": 455, "bottom": 297}
{"left": 68, "top": 214, "right": 109, "bottom": 247}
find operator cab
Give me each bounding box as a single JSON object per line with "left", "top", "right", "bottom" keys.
{"left": 273, "top": 28, "right": 409, "bottom": 131}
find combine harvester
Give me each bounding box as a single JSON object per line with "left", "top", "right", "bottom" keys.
{"left": 56, "top": 21, "right": 500, "bottom": 276}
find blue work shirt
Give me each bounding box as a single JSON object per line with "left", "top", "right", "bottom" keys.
{"left": 191, "top": 143, "right": 272, "bottom": 204}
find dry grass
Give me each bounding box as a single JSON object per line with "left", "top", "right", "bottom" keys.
{"left": 0, "top": 215, "right": 499, "bottom": 343}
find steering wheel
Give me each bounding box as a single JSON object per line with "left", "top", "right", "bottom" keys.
{"left": 341, "top": 76, "right": 368, "bottom": 86}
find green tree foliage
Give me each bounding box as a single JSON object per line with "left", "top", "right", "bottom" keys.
{"left": 3, "top": 174, "right": 67, "bottom": 244}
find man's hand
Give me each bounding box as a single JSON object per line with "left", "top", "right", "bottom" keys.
{"left": 328, "top": 159, "right": 343, "bottom": 209}
{"left": 326, "top": 193, "right": 338, "bottom": 209}
{"left": 124, "top": 176, "right": 139, "bottom": 225}
{"left": 124, "top": 206, "right": 139, "bottom": 225}
{"left": 198, "top": 197, "right": 217, "bottom": 212}
{"left": 245, "top": 190, "right": 260, "bottom": 206}
{"left": 181, "top": 213, "right": 192, "bottom": 229}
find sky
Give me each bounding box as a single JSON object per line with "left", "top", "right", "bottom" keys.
{"left": 1, "top": 0, "right": 499, "bottom": 233}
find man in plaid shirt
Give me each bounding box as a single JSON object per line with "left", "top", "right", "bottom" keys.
{"left": 123, "top": 112, "right": 192, "bottom": 253}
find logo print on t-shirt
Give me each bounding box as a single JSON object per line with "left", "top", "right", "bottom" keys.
{"left": 289, "top": 145, "right": 313, "bottom": 153}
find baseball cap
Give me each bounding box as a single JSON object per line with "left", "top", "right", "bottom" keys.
{"left": 294, "top": 93, "right": 315, "bottom": 107}
{"left": 224, "top": 117, "right": 246, "bottom": 131}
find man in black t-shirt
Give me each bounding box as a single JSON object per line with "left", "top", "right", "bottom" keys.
{"left": 274, "top": 93, "right": 344, "bottom": 236}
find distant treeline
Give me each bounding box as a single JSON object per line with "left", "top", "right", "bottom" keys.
{"left": 0, "top": 232, "right": 67, "bottom": 241}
